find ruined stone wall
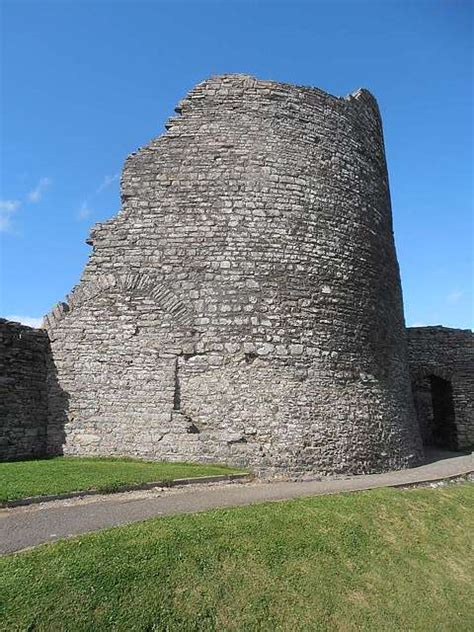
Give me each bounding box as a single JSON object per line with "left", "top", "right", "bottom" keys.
{"left": 0, "top": 319, "right": 50, "bottom": 460}
{"left": 407, "top": 327, "right": 474, "bottom": 449}
{"left": 45, "top": 74, "right": 422, "bottom": 476}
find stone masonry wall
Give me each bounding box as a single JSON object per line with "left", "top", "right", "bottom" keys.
{"left": 0, "top": 319, "right": 50, "bottom": 460}
{"left": 407, "top": 327, "right": 474, "bottom": 449}
{"left": 44, "top": 74, "right": 423, "bottom": 476}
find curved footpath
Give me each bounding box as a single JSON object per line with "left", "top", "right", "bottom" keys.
{"left": 1, "top": 451, "right": 472, "bottom": 555}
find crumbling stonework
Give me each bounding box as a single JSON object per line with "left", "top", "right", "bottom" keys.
{"left": 0, "top": 319, "right": 50, "bottom": 459}
{"left": 41, "top": 74, "right": 425, "bottom": 476}
{"left": 3, "top": 76, "right": 471, "bottom": 472}
{"left": 407, "top": 327, "right": 474, "bottom": 450}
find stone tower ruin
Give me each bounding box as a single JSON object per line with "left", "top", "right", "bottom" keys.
{"left": 41, "top": 74, "right": 426, "bottom": 475}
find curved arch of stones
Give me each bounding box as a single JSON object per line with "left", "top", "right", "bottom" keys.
{"left": 44, "top": 272, "right": 194, "bottom": 330}
{"left": 410, "top": 365, "right": 454, "bottom": 383}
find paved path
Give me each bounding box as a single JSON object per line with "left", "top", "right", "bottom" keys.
{"left": 1, "top": 451, "right": 472, "bottom": 555}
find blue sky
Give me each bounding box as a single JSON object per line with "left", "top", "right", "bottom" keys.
{"left": 1, "top": 0, "right": 472, "bottom": 329}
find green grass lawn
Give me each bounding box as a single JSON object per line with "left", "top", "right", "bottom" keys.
{"left": 1, "top": 484, "right": 473, "bottom": 631}
{"left": 0, "top": 457, "right": 245, "bottom": 502}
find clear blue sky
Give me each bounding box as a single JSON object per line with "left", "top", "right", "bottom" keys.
{"left": 1, "top": 0, "right": 472, "bottom": 329}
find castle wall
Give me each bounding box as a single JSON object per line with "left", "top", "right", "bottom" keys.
{"left": 407, "top": 327, "right": 473, "bottom": 450}
{"left": 44, "top": 74, "right": 423, "bottom": 476}
{"left": 0, "top": 319, "right": 50, "bottom": 460}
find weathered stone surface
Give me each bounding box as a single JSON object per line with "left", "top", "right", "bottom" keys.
{"left": 4, "top": 76, "right": 470, "bottom": 474}
{"left": 0, "top": 319, "right": 50, "bottom": 459}
{"left": 407, "top": 327, "right": 474, "bottom": 450}
{"left": 40, "top": 74, "right": 425, "bottom": 476}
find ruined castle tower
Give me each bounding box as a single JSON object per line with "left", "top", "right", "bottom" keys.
{"left": 44, "top": 75, "right": 423, "bottom": 475}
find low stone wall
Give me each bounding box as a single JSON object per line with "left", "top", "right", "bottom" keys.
{"left": 407, "top": 327, "right": 474, "bottom": 450}
{"left": 0, "top": 319, "right": 50, "bottom": 460}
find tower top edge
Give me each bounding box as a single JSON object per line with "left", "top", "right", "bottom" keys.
{"left": 191, "top": 73, "right": 377, "bottom": 106}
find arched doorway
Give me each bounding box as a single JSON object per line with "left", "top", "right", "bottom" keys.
{"left": 412, "top": 374, "right": 457, "bottom": 450}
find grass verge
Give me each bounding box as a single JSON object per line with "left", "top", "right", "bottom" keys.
{"left": 0, "top": 456, "right": 245, "bottom": 502}
{"left": 1, "top": 484, "right": 473, "bottom": 631}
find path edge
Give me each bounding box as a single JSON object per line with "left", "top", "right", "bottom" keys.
{"left": 1, "top": 473, "right": 251, "bottom": 508}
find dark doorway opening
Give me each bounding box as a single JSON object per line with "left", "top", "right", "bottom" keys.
{"left": 412, "top": 375, "right": 457, "bottom": 450}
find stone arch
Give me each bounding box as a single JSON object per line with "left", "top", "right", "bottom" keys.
{"left": 410, "top": 364, "right": 453, "bottom": 384}
{"left": 44, "top": 272, "right": 194, "bottom": 330}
